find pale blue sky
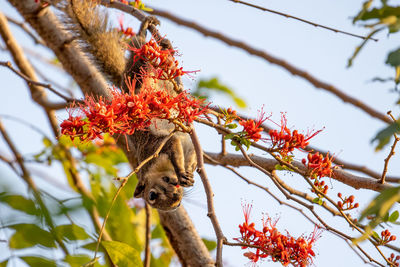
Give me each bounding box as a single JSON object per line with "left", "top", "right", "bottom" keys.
{"left": 1, "top": 0, "right": 399, "bottom": 266}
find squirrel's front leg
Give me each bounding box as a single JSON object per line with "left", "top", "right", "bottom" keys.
{"left": 166, "top": 135, "right": 194, "bottom": 187}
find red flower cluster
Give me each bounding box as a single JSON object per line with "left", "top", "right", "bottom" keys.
{"left": 239, "top": 110, "right": 269, "bottom": 142}
{"left": 380, "top": 229, "right": 396, "bottom": 245}
{"left": 128, "top": 39, "right": 195, "bottom": 80}
{"left": 337, "top": 193, "right": 359, "bottom": 211}
{"left": 236, "top": 203, "right": 320, "bottom": 266}
{"left": 302, "top": 152, "right": 333, "bottom": 179}
{"left": 269, "top": 114, "right": 322, "bottom": 157}
{"left": 60, "top": 84, "right": 207, "bottom": 141}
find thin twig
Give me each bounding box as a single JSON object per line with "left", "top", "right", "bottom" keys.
{"left": 190, "top": 128, "right": 225, "bottom": 267}
{"left": 94, "top": 131, "right": 175, "bottom": 259}
{"left": 381, "top": 111, "right": 400, "bottom": 184}
{"left": 380, "top": 135, "right": 399, "bottom": 184}
{"left": 0, "top": 61, "right": 78, "bottom": 105}
{"left": 93, "top": 178, "right": 128, "bottom": 260}
{"left": 5, "top": 15, "right": 46, "bottom": 45}
{"left": 229, "top": 0, "right": 378, "bottom": 42}
{"left": 114, "top": 131, "right": 175, "bottom": 181}
{"left": 144, "top": 203, "right": 151, "bottom": 267}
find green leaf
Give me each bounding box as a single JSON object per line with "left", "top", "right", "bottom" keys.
{"left": 312, "top": 197, "right": 323, "bottom": 205}
{"left": 0, "top": 259, "right": 8, "bottom": 267}
{"left": 233, "top": 96, "right": 247, "bottom": 109}
{"left": 0, "top": 195, "right": 39, "bottom": 216}
{"left": 274, "top": 164, "right": 293, "bottom": 171}
{"left": 275, "top": 164, "right": 285, "bottom": 171}
{"left": 81, "top": 242, "right": 105, "bottom": 253}
{"left": 240, "top": 138, "right": 251, "bottom": 148}
{"left": 357, "top": 6, "right": 400, "bottom": 21}
{"left": 224, "top": 133, "right": 236, "bottom": 140}
{"left": 348, "top": 28, "right": 381, "bottom": 67}
{"left": 42, "top": 137, "right": 53, "bottom": 148}
{"left": 353, "top": 0, "right": 374, "bottom": 23}
{"left": 202, "top": 238, "right": 217, "bottom": 251}
{"left": 360, "top": 187, "right": 400, "bottom": 222}
{"left": 355, "top": 186, "right": 400, "bottom": 243}
{"left": 389, "top": 210, "right": 399, "bottom": 222}
{"left": 226, "top": 123, "right": 237, "bottom": 129}
{"left": 64, "top": 254, "right": 97, "bottom": 267}
{"left": 196, "top": 77, "right": 247, "bottom": 108}
{"left": 54, "top": 224, "right": 91, "bottom": 242}
{"left": 371, "top": 122, "right": 400, "bottom": 151}
{"left": 19, "top": 256, "right": 56, "bottom": 267}
{"left": 101, "top": 241, "right": 142, "bottom": 267}
{"left": 372, "top": 231, "right": 380, "bottom": 241}
{"left": 9, "top": 224, "right": 56, "bottom": 249}
{"left": 386, "top": 47, "right": 400, "bottom": 67}
{"left": 151, "top": 224, "right": 165, "bottom": 239}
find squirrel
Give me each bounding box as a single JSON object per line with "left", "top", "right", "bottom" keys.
{"left": 62, "top": 0, "right": 196, "bottom": 210}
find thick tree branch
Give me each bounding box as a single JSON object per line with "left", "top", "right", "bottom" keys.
{"left": 204, "top": 152, "right": 390, "bottom": 192}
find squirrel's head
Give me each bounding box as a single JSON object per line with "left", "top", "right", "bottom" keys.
{"left": 133, "top": 154, "right": 184, "bottom": 211}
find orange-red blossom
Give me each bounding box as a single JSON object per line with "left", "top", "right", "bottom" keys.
{"left": 61, "top": 85, "right": 207, "bottom": 142}
{"left": 128, "top": 38, "right": 197, "bottom": 80}
{"left": 269, "top": 114, "right": 322, "bottom": 157}
{"left": 236, "top": 203, "right": 320, "bottom": 266}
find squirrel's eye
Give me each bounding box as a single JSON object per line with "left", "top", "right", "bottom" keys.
{"left": 162, "top": 176, "right": 170, "bottom": 183}
{"left": 148, "top": 190, "right": 158, "bottom": 202}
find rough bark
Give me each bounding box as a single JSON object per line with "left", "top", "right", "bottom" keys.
{"left": 205, "top": 152, "right": 390, "bottom": 192}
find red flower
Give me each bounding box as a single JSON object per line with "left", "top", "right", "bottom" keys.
{"left": 236, "top": 203, "right": 321, "bottom": 266}
{"left": 60, "top": 111, "right": 88, "bottom": 141}
{"left": 303, "top": 152, "right": 334, "bottom": 179}
{"left": 239, "top": 109, "right": 269, "bottom": 142}
{"left": 269, "top": 113, "right": 322, "bottom": 157}
{"left": 60, "top": 81, "right": 208, "bottom": 142}
{"left": 128, "top": 39, "right": 197, "bottom": 80}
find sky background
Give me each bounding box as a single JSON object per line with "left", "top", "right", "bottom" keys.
{"left": 1, "top": 0, "right": 400, "bottom": 266}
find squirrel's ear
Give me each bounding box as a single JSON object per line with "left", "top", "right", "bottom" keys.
{"left": 133, "top": 181, "right": 145, "bottom": 198}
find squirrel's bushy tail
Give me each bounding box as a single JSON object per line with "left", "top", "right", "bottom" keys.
{"left": 62, "top": 0, "right": 126, "bottom": 86}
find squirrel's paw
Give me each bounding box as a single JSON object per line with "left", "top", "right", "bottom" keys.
{"left": 178, "top": 172, "right": 194, "bottom": 187}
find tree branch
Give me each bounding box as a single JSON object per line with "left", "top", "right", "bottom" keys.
{"left": 204, "top": 152, "right": 390, "bottom": 192}
{"left": 191, "top": 128, "right": 225, "bottom": 266}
